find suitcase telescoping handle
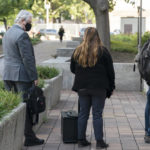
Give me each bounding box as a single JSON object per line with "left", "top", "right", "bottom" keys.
{"left": 67, "top": 111, "right": 73, "bottom": 117}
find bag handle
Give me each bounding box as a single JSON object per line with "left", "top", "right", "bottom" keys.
{"left": 67, "top": 111, "right": 73, "bottom": 117}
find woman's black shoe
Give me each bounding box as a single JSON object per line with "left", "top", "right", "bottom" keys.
{"left": 24, "top": 137, "right": 44, "bottom": 146}
{"left": 96, "top": 140, "right": 109, "bottom": 149}
{"left": 78, "top": 139, "right": 91, "bottom": 147}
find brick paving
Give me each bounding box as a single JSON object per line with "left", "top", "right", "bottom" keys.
{"left": 22, "top": 90, "right": 150, "bottom": 150}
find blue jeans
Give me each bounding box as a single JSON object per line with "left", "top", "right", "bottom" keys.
{"left": 78, "top": 90, "right": 106, "bottom": 141}
{"left": 145, "top": 87, "right": 150, "bottom": 136}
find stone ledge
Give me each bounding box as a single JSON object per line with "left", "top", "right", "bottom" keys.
{"left": 57, "top": 48, "right": 74, "bottom": 57}
{"left": 0, "top": 103, "right": 26, "bottom": 150}
{"left": 66, "top": 41, "right": 80, "bottom": 48}
{"left": 33, "top": 73, "right": 63, "bottom": 132}
{"left": 42, "top": 60, "right": 141, "bottom": 91}
{"left": 71, "top": 37, "right": 83, "bottom": 43}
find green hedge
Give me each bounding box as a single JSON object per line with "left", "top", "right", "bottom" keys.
{"left": 0, "top": 90, "right": 21, "bottom": 120}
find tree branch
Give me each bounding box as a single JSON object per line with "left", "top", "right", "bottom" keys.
{"left": 83, "top": 0, "right": 95, "bottom": 9}
{"left": 83, "top": 0, "right": 90, "bottom": 4}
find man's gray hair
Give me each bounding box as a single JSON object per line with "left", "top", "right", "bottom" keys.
{"left": 15, "top": 10, "right": 33, "bottom": 23}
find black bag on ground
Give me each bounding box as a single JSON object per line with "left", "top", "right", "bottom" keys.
{"left": 23, "top": 85, "right": 46, "bottom": 125}
{"left": 61, "top": 110, "right": 78, "bottom": 143}
{"left": 138, "top": 39, "right": 150, "bottom": 85}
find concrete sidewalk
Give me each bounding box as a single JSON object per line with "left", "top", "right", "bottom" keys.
{"left": 34, "top": 40, "right": 67, "bottom": 64}
{"left": 22, "top": 90, "right": 150, "bottom": 150}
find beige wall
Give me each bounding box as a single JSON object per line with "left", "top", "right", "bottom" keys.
{"left": 121, "top": 17, "right": 146, "bottom": 34}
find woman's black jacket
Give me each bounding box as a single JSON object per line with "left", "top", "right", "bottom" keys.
{"left": 70, "top": 47, "right": 115, "bottom": 97}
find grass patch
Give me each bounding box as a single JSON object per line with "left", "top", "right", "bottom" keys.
{"left": 0, "top": 90, "right": 21, "bottom": 120}
{"left": 110, "top": 34, "right": 138, "bottom": 53}
{"left": 110, "top": 33, "right": 150, "bottom": 53}
{"left": 111, "top": 34, "right": 137, "bottom": 43}
{"left": 111, "top": 40, "right": 137, "bottom": 54}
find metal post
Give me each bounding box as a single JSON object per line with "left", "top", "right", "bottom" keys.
{"left": 137, "top": 6, "right": 140, "bottom": 46}
{"left": 44, "top": 0, "right": 50, "bottom": 29}
{"left": 138, "top": 0, "right": 143, "bottom": 91}
{"left": 138, "top": 0, "right": 142, "bottom": 52}
{"left": 46, "top": 8, "right": 49, "bottom": 25}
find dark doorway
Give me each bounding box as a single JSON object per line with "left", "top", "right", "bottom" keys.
{"left": 124, "top": 24, "right": 132, "bottom": 34}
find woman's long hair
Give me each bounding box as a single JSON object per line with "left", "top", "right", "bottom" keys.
{"left": 73, "top": 27, "right": 103, "bottom": 68}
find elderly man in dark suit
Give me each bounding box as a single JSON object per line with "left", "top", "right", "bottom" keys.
{"left": 2, "top": 10, "right": 44, "bottom": 146}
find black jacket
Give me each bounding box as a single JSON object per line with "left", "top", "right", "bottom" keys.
{"left": 70, "top": 47, "right": 115, "bottom": 97}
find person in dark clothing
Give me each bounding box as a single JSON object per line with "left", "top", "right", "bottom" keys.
{"left": 58, "top": 26, "right": 65, "bottom": 42}
{"left": 70, "top": 27, "right": 115, "bottom": 149}
{"left": 2, "top": 10, "right": 44, "bottom": 147}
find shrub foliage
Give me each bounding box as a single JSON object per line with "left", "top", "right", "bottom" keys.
{"left": 38, "top": 78, "right": 45, "bottom": 88}
{"left": 110, "top": 32, "right": 150, "bottom": 53}
{"left": 110, "top": 34, "right": 138, "bottom": 53}
{"left": 30, "top": 37, "right": 41, "bottom": 45}
{"left": 0, "top": 90, "right": 21, "bottom": 120}
{"left": 37, "top": 66, "right": 59, "bottom": 79}
{"left": 111, "top": 40, "right": 137, "bottom": 53}
{"left": 0, "top": 81, "right": 5, "bottom": 90}
{"left": 141, "top": 32, "right": 150, "bottom": 46}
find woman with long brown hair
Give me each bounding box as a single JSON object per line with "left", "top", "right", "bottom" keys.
{"left": 70, "top": 27, "right": 115, "bottom": 148}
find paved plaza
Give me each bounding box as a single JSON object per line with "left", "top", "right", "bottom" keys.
{"left": 22, "top": 90, "right": 150, "bottom": 150}
{"left": 34, "top": 40, "right": 67, "bottom": 64}
{"left": 21, "top": 40, "right": 150, "bottom": 150}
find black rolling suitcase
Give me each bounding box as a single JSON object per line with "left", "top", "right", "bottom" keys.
{"left": 61, "top": 110, "right": 78, "bottom": 143}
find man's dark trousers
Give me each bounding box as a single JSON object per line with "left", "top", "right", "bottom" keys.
{"left": 4, "top": 80, "right": 36, "bottom": 139}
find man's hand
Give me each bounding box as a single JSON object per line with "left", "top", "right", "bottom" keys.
{"left": 34, "top": 80, "right": 38, "bottom": 86}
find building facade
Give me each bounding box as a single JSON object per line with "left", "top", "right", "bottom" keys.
{"left": 109, "top": 0, "right": 150, "bottom": 34}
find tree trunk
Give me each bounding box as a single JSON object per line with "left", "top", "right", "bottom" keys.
{"left": 59, "top": 13, "right": 62, "bottom": 23}
{"left": 3, "top": 18, "right": 7, "bottom": 31}
{"left": 94, "top": 9, "right": 110, "bottom": 50}
{"left": 0, "top": 18, "right": 7, "bottom": 31}
{"left": 83, "top": 0, "right": 110, "bottom": 50}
